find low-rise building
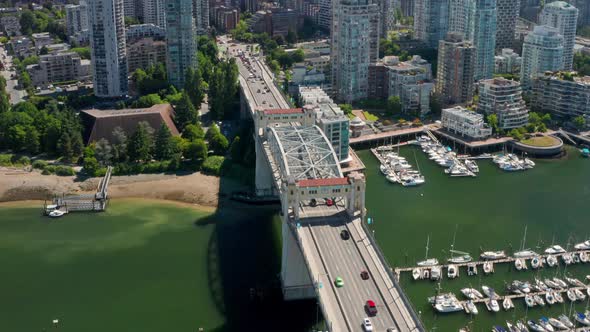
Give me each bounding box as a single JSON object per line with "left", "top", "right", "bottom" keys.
{"left": 125, "top": 24, "right": 166, "bottom": 43}
{"left": 32, "top": 32, "right": 54, "bottom": 51}
{"left": 295, "top": 40, "right": 331, "bottom": 56}
{"left": 27, "top": 52, "right": 91, "bottom": 87}
{"left": 478, "top": 77, "right": 529, "bottom": 129}
{"left": 126, "top": 37, "right": 167, "bottom": 73}
{"left": 442, "top": 106, "right": 493, "bottom": 139}
{"left": 494, "top": 48, "right": 522, "bottom": 75}
{"left": 299, "top": 86, "right": 350, "bottom": 163}
{"left": 530, "top": 71, "right": 590, "bottom": 119}
{"left": 9, "top": 36, "right": 35, "bottom": 58}
{"left": 0, "top": 15, "right": 21, "bottom": 36}
{"left": 385, "top": 55, "right": 434, "bottom": 116}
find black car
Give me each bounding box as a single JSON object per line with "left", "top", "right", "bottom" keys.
{"left": 340, "top": 229, "right": 350, "bottom": 240}
{"left": 360, "top": 271, "right": 370, "bottom": 280}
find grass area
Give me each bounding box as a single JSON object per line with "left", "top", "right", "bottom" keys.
{"left": 363, "top": 111, "right": 379, "bottom": 122}
{"left": 0, "top": 199, "right": 225, "bottom": 332}
{"left": 520, "top": 135, "right": 560, "bottom": 147}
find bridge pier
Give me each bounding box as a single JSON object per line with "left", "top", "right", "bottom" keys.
{"left": 255, "top": 139, "right": 276, "bottom": 196}
{"left": 280, "top": 221, "right": 316, "bottom": 300}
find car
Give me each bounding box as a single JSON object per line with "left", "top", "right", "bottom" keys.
{"left": 366, "top": 300, "right": 378, "bottom": 316}
{"left": 360, "top": 270, "right": 370, "bottom": 280}
{"left": 325, "top": 198, "right": 334, "bottom": 206}
{"left": 334, "top": 277, "right": 344, "bottom": 288}
{"left": 340, "top": 229, "right": 350, "bottom": 240}
{"left": 386, "top": 328, "right": 397, "bottom": 332}
{"left": 362, "top": 318, "right": 373, "bottom": 331}
{"left": 310, "top": 198, "right": 317, "bottom": 207}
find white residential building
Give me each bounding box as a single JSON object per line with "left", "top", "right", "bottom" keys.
{"left": 539, "top": 1, "right": 578, "bottom": 70}
{"left": 27, "top": 52, "right": 91, "bottom": 87}
{"left": 65, "top": 2, "right": 89, "bottom": 39}
{"left": 384, "top": 56, "right": 434, "bottom": 115}
{"left": 520, "top": 25, "right": 564, "bottom": 89}
{"left": 494, "top": 48, "right": 522, "bottom": 74}
{"left": 478, "top": 77, "right": 529, "bottom": 129}
{"left": 442, "top": 106, "right": 492, "bottom": 139}
{"left": 88, "top": 0, "right": 128, "bottom": 97}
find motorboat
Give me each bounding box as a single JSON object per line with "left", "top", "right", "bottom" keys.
{"left": 545, "top": 245, "right": 566, "bottom": 255}
{"left": 562, "top": 253, "right": 573, "bottom": 265}
{"left": 567, "top": 289, "right": 577, "bottom": 302}
{"left": 575, "top": 288, "right": 586, "bottom": 301}
{"left": 552, "top": 278, "right": 567, "bottom": 288}
{"left": 531, "top": 256, "right": 542, "bottom": 269}
{"left": 546, "top": 255, "right": 558, "bottom": 267}
{"left": 534, "top": 279, "right": 549, "bottom": 292}
{"left": 557, "top": 315, "right": 574, "bottom": 329}
{"left": 565, "top": 277, "right": 585, "bottom": 287}
{"left": 401, "top": 175, "right": 425, "bottom": 187}
{"left": 548, "top": 317, "right": 567, "bottom": 331}
{"left": 467, "top": 264, "right": 477, "bottom": 276}
{"left": 508, "top": 280, "right": 531, "bottom": 294}
{"left": 432, "top": 294, "right": 463, "bottom": 313}
{"left": 533, "top": 294, "right": 545, "bottom": 306}
{"left": 544, "top": 279, "right": 561, "bottom": 289}
{"left": 412, "top": 268, "right": 421, "bottom": 280}
{"left": 48, "top": 209, "right": 66, "bottom": 218}
{"left": 554, "top": 292, "right": 564, "bottom": 303}
{"left": 580, "top": 251, "right": 589, "bottom": 263}
{"left": 502, "top": 298, "right": 514, "bottom": 311}
{"left": 576, "top": 312, "right": 590, "bottom": 326}
{"left": 514, "top": 250, "right": 538, "bottom": 258}
{"left": 527, "top": 320, "right": 546, "bottom": 332}
{"left": 430, "top": 266, "right": 441, "bottom": 280}
{"left": 417, "top": 258, "right": 438, "bottom": 267}
{"left": 385, "top": 173, "right": 399, "bottom": 183}
{"left": 465, "top": 160, "right": 479, "bottom": 173}
{"left": 575, "top": 240, "right": 590, "bottom": 250}
{"left": 465, "top": 300, "right": 478, "bottom": 315}
{"left": 447, "top": 265, "right": 458, "bottom": 279}
{"left": 488, "top": 299, "right": 500, "bottom": 312}
{"left": 538, "top": 317, "right": 555, "bottom": 332}
{"left": 573, "top": 252, "right": 581, "bottom": 264}
{"left": 516, "top": 321, "right": 529, "bottom": 332}
{"left": 379, "top": 164, "right": 390, "bottom": 175}
{"left": 461, "top": 288, "right": 484, "bottom": 300}
{"left": 483, "top": 262, "right": 494, "bottom": 274}
{"left": 481, "top": 251, "right": 506, "bottom": 260}
{"left": 545, "top": 292, "right": 555, "bottom": 305}
{"left": 482, "top": 285, "right": 496, "bottom": 299}
{"left": 421, "top": 269, "right": 430, "bottom": 279}
{"left": 525, "top": 295, "right": 535, "bottom": 307}
{"left": 493, "top": 326, "right": 507, "bottom": 332}
{"left": 515, "top": 258, "right": 527, "bottom": 271}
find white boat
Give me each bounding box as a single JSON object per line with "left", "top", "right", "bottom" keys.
{"left": 545, "top": 245, "right": 566, "bottom": 254}
{"left": 552, "top": 277, "right": 567, "bottom": 288}
{"left": 544, "top": 279, "right": 561, "bottom": 289}
{"left": 412, "top": 268, "right": 421, "bottom": 280}
{"left": 557, "top": 315, "right": 574, "bottom": 329}
{"left": 527, "top": 320, "right": 546, "bottom": 332}
{"left": 430, "top": 266, "right": 441, "bottom": 280}
{"left": 401, "top": 176, "right": 425, "bottom": 187}
{"left": 48, "top": 210, "right": 66, "bottom": 218}
{"left": 417, "top": 236, "right": 439, "bottom": 266}
{"left": 538, "top": 318, "right": 555, "bottom": 332}
{"left": 489, "top": 299, "right": 500, "bottom": 312}
{"left": 575, "top": 312, "right": 590, "bottom": 326}
{"left": 467, "top": 263, "right": 477, "bottom": 276}
{"left": 548, "top": 317, "right": 567, "bottom": 331}
{"left": 525, "top": 295, "right": 535, "bottom": 307}
{"left": 466, "top": 300, "right": 478, "bottom": 315}
{"left": 502, "top": 298, "right": 514, "bottom": 311}
{"left": 481, "top": 251, "right": 506, "bottom": 260}
{"left": 533, "top": 294, "right": 545, "bottom": 306}
{"left": 535, "top": 279, "right": 549, "bottom": 292}
{"left": 562, "top": 253, "right": 573, "bottom": 265}
{"left": 506, "top": 321, "right": 519, "bottom": 332}
{"left": 580, "top": 251, "right": 589, "bottom": 263}
{"left": 482, "top": 285, "right": 496, "bottom": 299}
{"left": 516, "top": 320, "right": 530, "bottom": 332}
{"left": 380, "top": 164, "right": 390, "bottom": 175}
{"left": 567, "top": 289, "right": 577, "bottom": 302}
{"left": 448, "top": 254, "right": 472, "bottom": 264}
{"left": 465, "top": 160, "right": 479, "bottom": 173}
{"left": 483, "top": 262, "right": 494, "bottom": 274}
{"left": 546, "top": 255, "right": 558, "bottom": 267}
{"left": 461, "top": 288, "right": 484, "bottom": 300}
{"left": 531, "top": 256, "right": 542, "bottom": 269}
{"left": 565, "top": 277, "right": 585, "bottom": 287}
{"left": 421, "top": 268, "right": 430, "bottom": 279}
{"left": 575, "top": 288, "right": 586, "bottom": 301}
{"left": 432, "top": 294, "right": 463, "bottom": 313}
{"left": 575, "top": 240, "right": 590, "bottom": 250}
{"left": 514, "top": 250, "right": 538, "bottom": 258}
{"left": 554, "top": 292, "right": 564, "bottom": 303}
{"left": 447, "top": 265, "right": 458, "bottom": 279}
{"left": 545, "top": 292, "right": 555, "bottom": 305}
{"left": 515, "top": 258, "right": 527, "bottom": 270}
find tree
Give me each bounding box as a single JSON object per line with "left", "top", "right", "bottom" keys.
{"left": 154, "top": 123, "right": 174, "bottom": 160}
{"left": 185, "top": 139, "right": 207, "bottom": 162}
{"left": 573, "top": 115, "right": 586, "bottom": 130}
{"left": 132, "top": 93, "right": 163, "bottom": 108}
{"left": 71, "top": 131, "right": 84, "bottom": 159}
{"left": 39, "top": 46, "right": 49, "bottom": 55}
{"left": 24, "top": 127, "right": 40, "bottom": 154}
{"left": 127, "top": 122, "right": 154, "bottom": 162}
{"left": 486, "top": 114, "right": 499, "bottom": 133}
{"left": 182, "top": 123, "right": 205, "bottom": 141}
{"left": 339, "top": 104, "right": 353, "bottom": 116}
{"left": 83, "top": 157, "right": 100, "bottom": 176}
{"left": 185, "top": 67, "right": 204, "bottom": 107}
{"left": 20, "top": 11, "right": 35, "bottom": 35}
{"left": 386, "top": 96, "right": 402, "bottom": 116}
{"left": 111, "top": 127, "right": 128, "bottom": 162}
{"left": 57, "top": 132, "right": 73, "bottom": 162}
{"left": 173, "top": 92, "right": 198, "bottom": 130}
{"left": 206, "top": 124, "right": 221, "bottom": 141}
{"left": 94, "top": 138, "right": 113, "bottom": 165}
{"left": 209, "top": 132, "right": 229, "bottom": 155}
{"left": 508, "top": 128, "right": 524, "bottom": 140}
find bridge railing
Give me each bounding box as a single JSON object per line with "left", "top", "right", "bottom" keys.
{"left": 359, "top": 219, "right": 426, "bottom": 332}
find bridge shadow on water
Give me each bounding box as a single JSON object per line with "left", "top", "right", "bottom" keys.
{"left": 193, "top": 174, "right": 321, "bottom": 332}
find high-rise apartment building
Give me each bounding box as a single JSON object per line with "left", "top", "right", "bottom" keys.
{"left": 166, "top": 0, "right": 197, "bottom": 88}
{"left": 495, "top": 0, "right": 519, "bottom": 50}
{"left": 436, "top": 32, "right": 476, "bottom": 105}
{"left": 193, "top": 0, "right": 210, "bottom": 35}
{"left": 539, "top": 1, "right": 578, "bottom": 70}
{"left": 331, "top": 0, "right": 380, "bottom": 103}
{"left": 449, "top": 0, "right": 475, "bottom": 41}
{"left": 567, "top": 0, "right": 589, "bottom": 27}
{"left": 380, "top": 0, "right": 395, "bottom": 38}
{"left": 473, "top": 0, "right": 496, "bottom": 81}
{"left": 143, "top": 0, "right": 167, "bottom": 28}
{"left": 520, "top": 25, "right": 564, "bottom": 89}
{"left": 88, "top": 0, "right": 128, "bottom": 97}
{"left": 319, "top": 0, "right": 332, "bottom": 30}
{"left": 401, "top": 0, "right": 415, "bottom": 16}
{"left": 478, "top": 77, "right": 529, "bottom": 129}
{"left": 65, "top": 2, "right": 89, "bottom": 37}
{"left": 414, "top": 0, "right": 449, "bottom": 49}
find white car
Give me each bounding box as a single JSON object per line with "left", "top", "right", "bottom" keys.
{"left": 363, "top": 318, "right": 373, "bottom": 331}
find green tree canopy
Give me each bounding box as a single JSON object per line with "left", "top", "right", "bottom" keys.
{"left": 154, "top": 123, "right": 174, "bottom": 160}
{"left": 173, "top": 92, "right": 198, "bottom": 130}
{"left": 573, "top": 115, "right": 586, "bottom": 130}
{"left": 127, "top": 121, "right": 154, "bottom": 162}
{"left": 386, "top": 96, "right": 402, "bottom": 116}
{"left": 185, "top": 139, "right": 207, "bottom": 162}
{"left": 182, "top": 123, "right": 205, "bottom": 141}
{"left": 209, "top": 132, "right": 229, "bottom": 156}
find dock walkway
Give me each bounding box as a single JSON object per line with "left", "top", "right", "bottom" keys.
{"left": 457, "top": 285, "right": 589, "bottom": 305}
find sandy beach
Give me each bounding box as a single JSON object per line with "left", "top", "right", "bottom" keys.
{"left": 0, "top": 167, "right": 240, "bottom": 207}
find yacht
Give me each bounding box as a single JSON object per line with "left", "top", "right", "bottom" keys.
{"left": 465, "top": 159, "right": 479, "bottom": 173}
{"left": 557, "top": 315, "right": 574, "bottom": 329}
{"left": 575, "top": 240, "right": 590, "bottom": 250}
{"left": 379, "top": 164, "right": 390, "bottom": 175}
{"left": 465, "top": 300, "right": 478, "bottom": 315}
{"left": 417, "top": 236, "right": 439, "bottom": 266}
{"left": 433, "top": 297, "right": 463, "bottom": 313}
{"left": 502, "top": 298, "right": 514, "bottom": 311}
{"left": 401, "top": 175, "right": 425, "bottom": 187}
{"left": 514, "top": 249, "right": 538, "bottom": 258}
{"left": 548, "top": 317, "right": 567, "bottom": 331}
{"left": 546, "top": 255, "right": 558, "bottom": 267}
{"left": 481, "top": 251, "right": 506, "bottom": 260}
{"left": 575, "top": 312, "right": 590, "bottom": 326}
{"left": 544, "top": 245, "right": 566, "bottom": 254}
{"left": 545, "top": 292, "right": 555, "bottom": 305}
{"left": 447, "top": 265, "right": 458, "bottom": 279}
{"left": 527, "top": 320, "right": 546, "bottom": 332}
{"left": 461, "top": 288, "right": 484, "bottom": 300}
{"left": 538, "top": 317, "right": 555, "bottom": 332}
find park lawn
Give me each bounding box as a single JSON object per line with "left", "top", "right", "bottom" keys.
{"left": 520, "top": 135, "right": 560, "bottom": 147}
{"left": 0, "top": 199, "right": 225, "bottom": 332}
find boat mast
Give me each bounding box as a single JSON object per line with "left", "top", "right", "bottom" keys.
{"left": 450, "top": 224, "right": 458, "bottom": 259}
{"left": 425, "top": 235, "right": 430, "bottom": 260}
{"left": 521, "top": 225, "right": 528, "bottom": 251}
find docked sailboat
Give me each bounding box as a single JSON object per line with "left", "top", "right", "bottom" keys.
{"left": 524, "top": 295, "right": 535, "bottom": 307}
{"left": 482, "top": 285, "right": 496, "bottom": 299}
{"left": 575, "top": 312, "right": 590, "bottom": 326}
{"left": 547, "top": 317, "right": 566, "bottom": 331}
{"left": 481, "top": 251, "right": 506, "bottom": 260}
{"left": 448, "top": 250, "right": 472, "bottom": 264}
{"left": 575, "top": 240, "right": 590, "bottom": 250}
{"left": 546, "top": 255, "right": 558, "bottom": 267}
{"left": 527, "top": 320, "right": 546, "bottom": 332}
{"left": 545, "top": 292, "right": 555, "bottom": 305}
{"left": 502, "top": 298, "right": 514, "bottom": 311}
{"left": 515, "top": 258, "right": 527, "bottom": 270}
{"left": 557, "top": 315, "right": 574, "bottom": 329}
{"left": 538, "top": 317, "right": 555, "bottom": 332}
{"left": 544, "top": 245, "right": 566, "bottom": 254}
{"left": 417, "top": 236, "right": 439, "bottom": 266}
{"left": 461, "top": 288, "right": 484, "bottom": 300}
{"left": 465, "top": 300, "right": 478, "bottom": 315}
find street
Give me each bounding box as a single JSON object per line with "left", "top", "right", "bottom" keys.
{"left": 0, "top": 44, "right": 26, "bottom": 104}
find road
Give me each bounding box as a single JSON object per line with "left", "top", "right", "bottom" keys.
{"left": 0, "top": 45, "right": 26, "bottom": 104}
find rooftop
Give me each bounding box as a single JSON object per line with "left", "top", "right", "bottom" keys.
{"left": 263, "top": 108, "right": 303, "bottom": 115}
{"left": 297, "top": 177, "right": 349, "bottom": 187}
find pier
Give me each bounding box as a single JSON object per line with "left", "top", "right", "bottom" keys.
{"left": 455, "top": 285, "right": 589, "bottom": 306}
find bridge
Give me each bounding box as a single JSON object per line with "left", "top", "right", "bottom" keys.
{"left": 224, "top": 39, "right": 425, "bottom": 332}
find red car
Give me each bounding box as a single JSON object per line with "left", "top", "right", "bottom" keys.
{"left": 325, "top": 198, "right": 334, "bottom": 206}
{"left": 366, "top": 300, "right": 378, "bottom": 316}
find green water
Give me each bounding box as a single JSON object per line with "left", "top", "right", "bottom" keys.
{"left": 0, "top": 198, "right": 318, "bottom": 332}
{"left": 358, "top": 146, "right": 590, "bottom": 331}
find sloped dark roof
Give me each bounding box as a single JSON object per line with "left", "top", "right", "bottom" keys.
{"left": 82, "top": 104, "right": 179, "bottom": 143}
